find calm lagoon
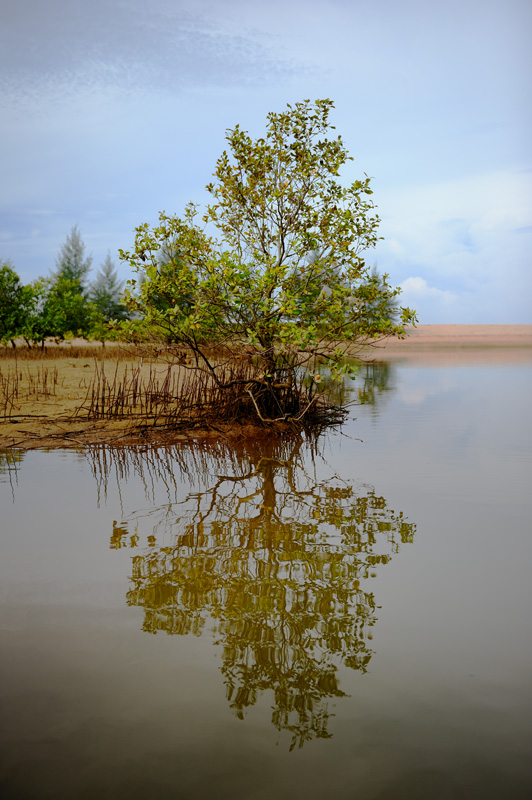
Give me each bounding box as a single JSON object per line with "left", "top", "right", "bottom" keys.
{"left": 1, "top": 352, "right": 531, "bottom": 799}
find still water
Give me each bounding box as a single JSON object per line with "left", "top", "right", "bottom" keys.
{"left": 1, "top": 354, "right": 531, "bottom": 799}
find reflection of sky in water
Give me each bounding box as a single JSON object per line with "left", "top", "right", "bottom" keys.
{"left": 347, "top": 362, "right": 532, "bottom": 507}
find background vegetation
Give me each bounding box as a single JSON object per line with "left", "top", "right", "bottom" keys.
{"left": 0, "top": 226, "right": 128, "bottom": 348}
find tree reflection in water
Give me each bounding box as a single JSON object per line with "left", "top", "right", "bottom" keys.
{"left": 89, "top": 429, "right": 415, "bottom": 749}
{"left": 0, "top": 448, "right": 25, "bottom": 498}
{"left": 356, "top": 360, "right": 395, "bottom": 410}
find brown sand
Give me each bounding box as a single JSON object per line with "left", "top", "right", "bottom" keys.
{"left": 380, "top": 324, "right": 532, "bottom": 348}
{"left": 1, "top": 326, "right": 531, "bottom": 450}
{"left": 368, "top": 324, "right": 532, "bottom": 366}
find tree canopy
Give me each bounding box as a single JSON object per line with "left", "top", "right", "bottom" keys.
{"left": 122, "top": 99, "right": 415, "bottom": 343}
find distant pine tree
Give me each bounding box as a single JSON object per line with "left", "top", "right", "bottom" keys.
{"left": 89, "top": 251, "right": 128, "bottom": 321}
{"left": 54, "top": 225, "right": 92, "bottom": 293}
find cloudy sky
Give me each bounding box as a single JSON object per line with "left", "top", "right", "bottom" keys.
{"left": 1, "top": 0, "right": 530, "bottom": 322}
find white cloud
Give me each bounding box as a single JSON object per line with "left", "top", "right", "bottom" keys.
{"left": 400, "top": 277, "right": 456, "bottom": 304}
{"left": 398, "top": 278, "right": 457, "bottom": 323}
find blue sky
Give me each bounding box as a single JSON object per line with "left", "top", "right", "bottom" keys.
{"left": 1, "top": 0, "right": 530, "bottom": 322}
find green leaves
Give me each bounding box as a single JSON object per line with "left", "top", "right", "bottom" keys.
{"left": 0, "top": 263, "right": 34, "bottom": 345}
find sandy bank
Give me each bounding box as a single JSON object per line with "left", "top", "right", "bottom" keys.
{"left": 379, "top": 324, "right": 532, "bottom": 348}
{"left": 368, "top": 325, "right": 532, "bottom": 365}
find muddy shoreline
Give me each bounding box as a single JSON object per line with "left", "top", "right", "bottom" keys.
{"left": 2, "top": 326, "right": 531, "bottom": 450}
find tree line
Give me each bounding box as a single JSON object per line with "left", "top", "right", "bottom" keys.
{"left": 0, "top": 226, "right": 128, "bottom": 347}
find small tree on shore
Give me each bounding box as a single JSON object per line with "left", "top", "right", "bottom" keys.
{"left": 26, "top": 277, "right": 94, "bottom": 346}
{"left": 120, "top": 99, "right": 416, "bottom": 425}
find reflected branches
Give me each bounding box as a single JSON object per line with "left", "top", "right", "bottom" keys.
{"left": 88, "top": 432, "right": 415, "bottom": 749}
{"left": 0, "top": 448, "right": 25, "bottom": 499}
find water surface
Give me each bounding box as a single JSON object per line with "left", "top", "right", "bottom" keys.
{"left": 1, "top": 353, "right": 531, "bottom": 799}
